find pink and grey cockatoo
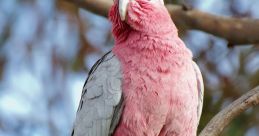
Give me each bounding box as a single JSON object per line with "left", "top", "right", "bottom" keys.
{"left": 72, "top": 0, "right": 204, "bottom": 136}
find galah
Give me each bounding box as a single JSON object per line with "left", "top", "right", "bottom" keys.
{"left": 72, "top": 0, "right": 204, "bottom": 136}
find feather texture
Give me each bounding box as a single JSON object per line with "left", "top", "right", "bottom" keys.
{"left": 72, "top": 52, "right": 123, "bottom": 136}
{"left": 110, "top": 1, "right": 203, "bottom": 135}
{"left": 72, "top": 0, "right": 204, "bottom": 135}
{"left": 192, "top": 61, "right": 204, "bottom": 124}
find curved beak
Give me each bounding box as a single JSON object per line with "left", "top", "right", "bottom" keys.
{"left": 160, "top": 0, "right": 164, "bottom": 5}
{"left": 119, "top": 0, "right": 130, "bottom": 21}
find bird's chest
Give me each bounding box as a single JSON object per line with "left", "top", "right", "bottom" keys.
{"left": 113, "top": 45, "right": 198, "bottom": 135}
{"left": 122, "top": 56, "right": 193, "bottom": 111}
{"left": 118, "top": 56, "right": 197, "bottom": 134}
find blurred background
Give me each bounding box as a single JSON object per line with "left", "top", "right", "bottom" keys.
{"left": 0, "top": 0, "right": 259, "bottom": 136}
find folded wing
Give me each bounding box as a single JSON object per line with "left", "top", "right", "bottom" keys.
{"left": 72, "top": 51, "right": 123, "bottom": 136}
{"left": 192, "top": 61, "right": 204, "bottom": 124}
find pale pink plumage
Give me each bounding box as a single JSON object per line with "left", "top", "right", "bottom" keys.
{"left": 109, "top": 0, "right": 201, "bottom": 136}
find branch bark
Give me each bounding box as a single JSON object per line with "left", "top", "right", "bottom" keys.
{"left": 63, "top": 0, "right": 259, "bottom": 45}
{"left": 66, "top": 0, "right": 113, "bottom": 17}
{"left": 199, "top": 85, "right": 259, "bottom": 136}
{"left": 166, "top": 5, "right": 259, "bottom": 45}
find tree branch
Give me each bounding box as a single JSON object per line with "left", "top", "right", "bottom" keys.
{"left": 166, "top": 5, "right": 259, "bottom": 45}
{"left": 64, "top": 0, "right": 259, "bottom": 45}
{"left": 66, "top": 0, "right": 113, "bottom": 17}
{"left": 199, "top": 85, "right": 259, "bottom": 136}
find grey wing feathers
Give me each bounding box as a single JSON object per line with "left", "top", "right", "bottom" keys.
{"left": 192, "top": 61, "right": 204, "bottom": 124}
{"left": 72, "top": 51, "right": 123, "bottom": 136}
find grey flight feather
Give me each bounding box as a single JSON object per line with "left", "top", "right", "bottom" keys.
{"left": 72, "top": 51, "right": 123, "bottom": 136}
{"left": 192, "top": 61, "right": 204, "bottom": 124}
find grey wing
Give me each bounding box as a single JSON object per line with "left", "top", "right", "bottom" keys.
{"left": 192, "top": 61, "right": 204, "bottom": 124}
{"left": 72, "top": 51, "right": 123, "bottom": 136}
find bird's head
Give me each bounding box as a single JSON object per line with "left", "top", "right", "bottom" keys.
{"left": 109, "top": 0, "right": 177, "bottom": 42}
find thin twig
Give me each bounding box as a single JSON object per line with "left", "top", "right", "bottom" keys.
{"left": 199, "top": 85, "right": 259, "bottom": 136}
